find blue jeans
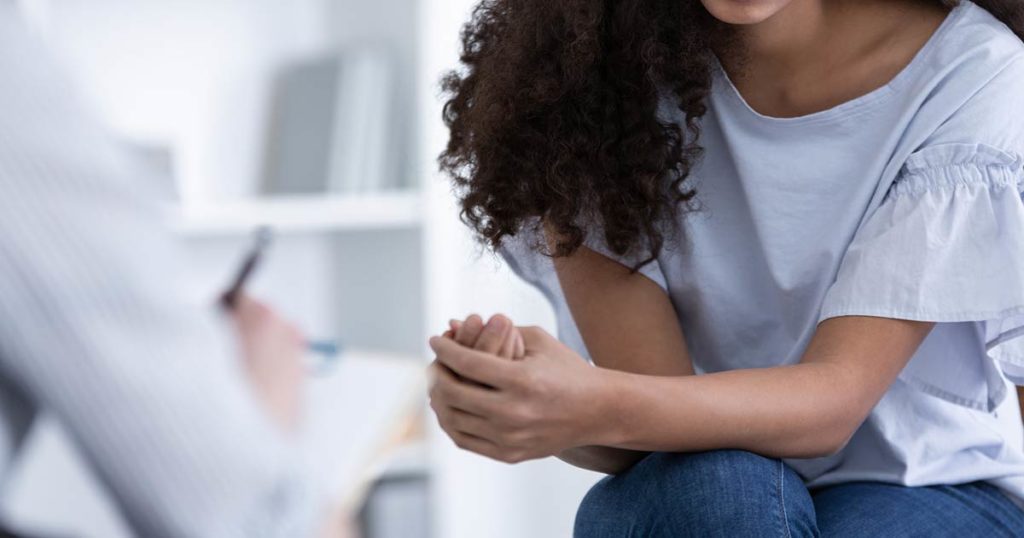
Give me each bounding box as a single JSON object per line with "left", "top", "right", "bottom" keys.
{"left": 574, "top": 451, "right": 1024, "bottom": 537}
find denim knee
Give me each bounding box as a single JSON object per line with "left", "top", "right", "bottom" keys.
{"left": 574, "top": 450, "right": 817, "bottom": 538}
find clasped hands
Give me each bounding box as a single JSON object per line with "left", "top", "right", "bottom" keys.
{"left": 428, "top": 314, "right": 609, "bottom": 463}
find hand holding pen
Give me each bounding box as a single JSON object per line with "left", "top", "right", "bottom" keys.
{"left": 230, "top": 294, "right": 307, "bottom": 431}
{"left": 222, "top": 227, "right": 341, "bottom": 367}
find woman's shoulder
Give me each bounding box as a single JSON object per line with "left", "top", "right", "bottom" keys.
{"left": 911, "top": 3, "right": 1024, "bottom": 159}
{"left": 931, "top": 2, "right": 1023, "bottom": 73}
{"left": 915, "top": 55, "right": 1024, "bottom": 159}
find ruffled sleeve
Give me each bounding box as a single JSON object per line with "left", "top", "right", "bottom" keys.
{"left": 819, "top": 143, "right": 1024, "bottom": 411}
{"left": 499, "top": 218, "right": 668, "bottom": 361}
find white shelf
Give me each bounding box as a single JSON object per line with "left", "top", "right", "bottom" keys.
{"left": 170, "top": 191, "right": 423, "bottom": 235}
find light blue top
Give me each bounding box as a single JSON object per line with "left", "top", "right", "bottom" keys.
{"left": 501, "top": 1, "right": 1024, "bottom": 503}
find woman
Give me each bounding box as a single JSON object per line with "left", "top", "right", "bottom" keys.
{"left": 429, "top": 0, "right": 1024, "bottom": 535}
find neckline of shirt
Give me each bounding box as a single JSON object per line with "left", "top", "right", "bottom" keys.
{"left": 710, "top": 1, "right": 972, "bottom": 127}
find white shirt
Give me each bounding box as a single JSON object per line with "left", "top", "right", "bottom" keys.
{"left": 0, "top": 7, "right": 323, "bottom": 536}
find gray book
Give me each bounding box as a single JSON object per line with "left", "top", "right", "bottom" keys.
{"left": 327, "top": 47, "right": 395, "bottom": 194}
{"left": 263, "top": 55, "right": 341, "bottom": 195}
{"left": 263, "top": 48, "right": 394, "bottom": 195}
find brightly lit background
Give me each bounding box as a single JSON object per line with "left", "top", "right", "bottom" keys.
{"left": 0, "top": 1, "right": 602, "bottom": 537}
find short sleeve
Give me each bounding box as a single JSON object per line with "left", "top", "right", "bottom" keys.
{"left": 499, "top": 218, "right": 668, "bottom": 361}
{"left": 819, "top": 143, "right": 1024, "bottom": 411}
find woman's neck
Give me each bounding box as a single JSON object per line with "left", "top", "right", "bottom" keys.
{"left": 718, "top": 0, "right": 949, "bottom": 118}
{"left": 732, "top": 0, "right": 833, "bottom": 73}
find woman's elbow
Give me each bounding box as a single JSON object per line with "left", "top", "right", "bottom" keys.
{"left": 810, "top": 431, "right": 854, "bottom": 458}
{"left": 806, "top": 415, "right": 862, "bottom": 458}
{"left": 779, "top": 433, "right": 850, "bottom": 459}
{"left": 791, "top": 389, "right": 875, "bottom": 458}
{"left": 558, "top": 448, "right": 650, "bottom": 475}
{"left": 778, "top": 412, "right": 861, "bottom": 459}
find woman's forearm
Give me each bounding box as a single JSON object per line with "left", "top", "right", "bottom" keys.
{"left": 558, "top": 446, "right": 650, "bottom": 475}
{"left": 590, "top": 362, "right": 862, "bottom": 459}
{"left": 582, "top": 317, "right": 933, "bottom": 459}
{"left": 430, "top": 314, "right": 929, "bottom": 465}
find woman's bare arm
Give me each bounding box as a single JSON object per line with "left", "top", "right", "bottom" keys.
{"left": 587, "top": 315, "right": 934, "bottom": 457}
{"left": 551, "top": 244, "right": 693, "bottom": 474}
{"left": 431, "top": 238, "right": 934, "bottom": 467}
{"left": 428, "top": 312, "right": 935, "bottom": 464}
{"left": 549, "top": 241, "right": 932, "bottom": 464}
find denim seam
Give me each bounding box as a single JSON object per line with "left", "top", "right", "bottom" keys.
{"left": 778, "top": 460, "right": 792, "bottom": 538}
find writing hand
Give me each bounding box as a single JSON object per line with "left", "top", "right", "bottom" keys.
{"left": 231, "top": 295, "right": 306, "bottom": 433}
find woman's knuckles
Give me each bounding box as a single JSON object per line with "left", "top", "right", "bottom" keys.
{"left": 500, "top": 403, "right": 532, "bottom": 428}
{"left": 504, "top": 450, "right": 530, "bottom": 464}
{"left": 450, "top": 413, "right": 472, "bottom": 433}
{"left": 502, "top": 430, "right": 533, "bottom": 448}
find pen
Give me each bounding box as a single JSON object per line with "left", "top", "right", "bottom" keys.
{"left": 222, "top": 227, "right": 341, "bottom": 363}
{"left": 221, "top": 227, "right": 273, "bottom": 310}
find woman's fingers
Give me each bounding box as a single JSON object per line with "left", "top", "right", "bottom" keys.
{"left": 518, "top": 325, "right": 557, "bottom": 353}
{"left": 447, "top": 431, "right": 513, "bottom": 462}
{"left": 441, "top": 320, "right": 461, "bottom": 340}
{"left": 428, "top": 364, "right": 517, "bottom": 459}
{"left": 455, "top": 314, "right": 484, "bottom": 347}
{"left": 430, "top": 314, "right": 533, "bottom": 462}
{"left": 442, "top": 406, "right": 498, "bottom": 440}
{"left": 474, "top": 314, "right": 512, "bottom": 355}
{"left": 514, "top": 331, "right": 526, "bottom": 359}
{"left": 447, "top": 313, "right": 520, "bottom": 359}
{"left": 430, "top": 336, "right": 520, "bottom": 389}
{"left": 498, "top": 326, "right": 518, "bottom": 359}
{"left": 428, "top": 356, "right": 504, "bottom": 415}
{"left": 495, "top": 321, "right": 525, "bottom": 360}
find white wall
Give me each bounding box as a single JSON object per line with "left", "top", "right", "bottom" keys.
{"left": 41, "top": 0, "right": 334, "bottom": 202}
{"left": 40, "top": 0, "right": 422, "bottom": 203}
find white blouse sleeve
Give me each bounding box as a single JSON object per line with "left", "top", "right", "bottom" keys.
{"left": 499, "top": 218, "right": 668, "bottom": 360}
{"left": 819, "top": 143, "right": 1024, "bottom": 411}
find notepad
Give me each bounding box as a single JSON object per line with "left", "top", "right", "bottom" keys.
{"left": 300, "top": 349, "right": 426, "bottom": 509}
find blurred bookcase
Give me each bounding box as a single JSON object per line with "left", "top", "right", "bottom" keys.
{"left": 170, "top": 193, "right": 423, "bottom": 235}
{"left": 6, "top": 1, "right": 436, "bottom": 537}
{"left": 160, "top": 0, "right": 434, "bottom": 536}
{"left": 8, "top": 1, "right": 596, "bottom": 538}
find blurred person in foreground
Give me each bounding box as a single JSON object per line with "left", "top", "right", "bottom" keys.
{"left": 0, "top": 6, "right": 347, "bottom": 537}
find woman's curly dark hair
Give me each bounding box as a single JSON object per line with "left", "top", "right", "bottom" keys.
{"left": 440, "top": 0, "right": 1024, "bottom": 270}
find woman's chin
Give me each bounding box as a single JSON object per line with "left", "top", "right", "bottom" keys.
{"left": 701, "top": 0, "right": 794, "bottom": 26}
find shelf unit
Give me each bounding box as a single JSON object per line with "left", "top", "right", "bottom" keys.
{"left": 169, "top": 191, "right": 424, "bottom": 235}
{"left": 4, "top": 2, "right": 437, "bottom": 538}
